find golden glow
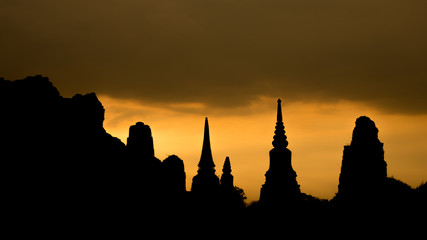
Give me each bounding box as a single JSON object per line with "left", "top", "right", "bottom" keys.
{"left": 100, "top": 95, "right": 427, "bottom": 202}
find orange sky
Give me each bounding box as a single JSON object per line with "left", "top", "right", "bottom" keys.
{"left": 99, "top": 95, "right": 427, "bottom": 202}
{"left": 1, "top": 1, "right": 426, "bottom": 202}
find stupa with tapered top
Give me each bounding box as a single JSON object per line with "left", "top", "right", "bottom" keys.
{"left": 220, "top": 157, "right": 234, "bottom": 191}
{"left": 259, "top": 99, "right": 301, "bottom": 206}
{"left": 191, "top": 117, "right": 220, "bottom": 195}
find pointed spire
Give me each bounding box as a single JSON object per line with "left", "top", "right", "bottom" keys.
{"left": 272, "top": 99, "right": 288, "bottom": 149}
{"left": 277, "top": 99, "right": 283, "bottom": 122}
{"left": 222, "top": 156, "right": 232, "bottom": 175}
{"left": 198, "top": 117, "right": 215, "bottom": 173}
{"left": 220, "top": 156, "right": 234, "bottom": 190}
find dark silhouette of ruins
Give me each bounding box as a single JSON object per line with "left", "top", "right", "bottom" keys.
{"left": 191, "top": 117, "right": 220, "bottom": 196}
{"left": 1, "top": 75, "right": 425, "bottom": 225}
{"left": 191, "top": 118, "right": 246, "bottom": 210}
{"left": 331, "top": 116, "right": 425, "bottom": 212}
{"left": 1, "top": 76, "right": 126, "bottom": 218}
{"left": 334, "top": 116, "right": 387, "bottom": 203}
{"left": 259, "top": 99, "right": 301, "bottom": 207}
{"left": 220, "top": 157, "right": 234, "bottom": 191}
{"left": 220, "top": 157, "right": 246, "bottom": 210}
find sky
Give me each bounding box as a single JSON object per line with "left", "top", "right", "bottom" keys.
{"left": 1, "top": 0, "right": 426, "bottom": 202}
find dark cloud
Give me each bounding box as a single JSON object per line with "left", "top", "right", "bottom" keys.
{"left": 1, "top": 0, "right": 427, "bottom": 113}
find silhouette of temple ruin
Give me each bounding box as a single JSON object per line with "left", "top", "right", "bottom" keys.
{"left": 220, "top": 156, "right": 246, "bottom": 209}
{"left": 335, "top": 116, "right": 387, "bottom": 202}
{"left": 125, "top": 121, "right": 162, "bottom": 202}
{"left": 190, "top": 118, "right": 246, "bottom": 209}
{"left": 127, "top": 121, "right": 157, "bottom": 162}
{"left": 191, "top": 117, "right": 220, "bottom": 196}
{"left": 1, "top": 75, "right": 425, "bottom": 223}
{"left": 220, "top": 157, "right": 233, "bottom": 190}
{"left": 259, "top": 99, "right": 301, "bottom": 207}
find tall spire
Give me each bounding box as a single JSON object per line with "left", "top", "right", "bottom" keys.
{"left": 198, "top": 117, "right": 215, "bottom": 173}
{"left": 272, "top": 99, "right": 288, "bottom": 149}
{"left": 191, "top": 117, "right": 219, "bottom": 195}
{"left": 277, "top": 99, "right": 283, "bottom": 122}
{"left": 259, "top": 99, "right": 301, "bottom": 206}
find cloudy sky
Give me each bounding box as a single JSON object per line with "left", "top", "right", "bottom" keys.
{"left": 1, "top": 0, "right": 426, "bottom": 201}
